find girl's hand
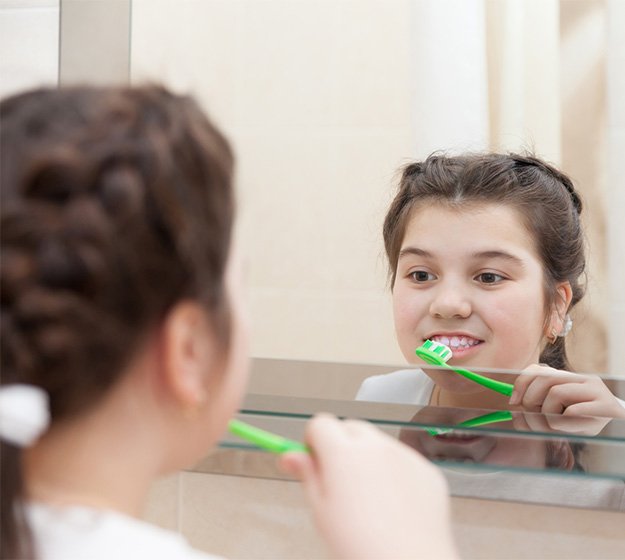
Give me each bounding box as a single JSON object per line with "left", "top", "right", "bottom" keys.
{"left": 278, "top": 414, "right": 458, "bottom": 560}
{"left": 510, "top": 364, "right": 625, "bottom": 421}
{"left": 512, "top": 409, "right": 611, "bottom": 437}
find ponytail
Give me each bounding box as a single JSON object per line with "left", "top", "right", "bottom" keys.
{"left": 1, "top": 442, "right": 33, "bottom": 559}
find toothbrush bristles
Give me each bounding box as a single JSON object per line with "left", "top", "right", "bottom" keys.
{"left": 426, "top": 340, "right": 452, "bottom": 362}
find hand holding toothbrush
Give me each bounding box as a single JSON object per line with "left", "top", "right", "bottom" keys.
{"left": 510, "top": 364, "right": 625, "bottom": 420}
{"left": 278, "top": 414, "right": 458, "bottom": 560}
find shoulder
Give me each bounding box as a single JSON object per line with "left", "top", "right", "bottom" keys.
{"left": 355, "top": 369, "right": 434, "bottom": 405}
{"left": 28, "top": 503, "right": 222, "bottom": 560}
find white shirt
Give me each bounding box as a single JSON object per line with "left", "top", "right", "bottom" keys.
{"left": 28, "top": 503, "right": 223, "bottom": 560}
{"left": 355, "top": 368, "right": 434, "bottom": 404}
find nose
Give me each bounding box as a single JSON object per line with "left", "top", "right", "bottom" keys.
{"left": 429, "top": 282, "right": 472, "bottom": 319}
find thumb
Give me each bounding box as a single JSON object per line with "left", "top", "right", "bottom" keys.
{"left": 277, "top": 451, "right": 315, "bottom": 481}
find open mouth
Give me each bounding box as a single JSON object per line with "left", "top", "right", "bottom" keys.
{"left": 434, "top": 433, "right": 483, "bottom": 444}
{"left": 428, "top": 335, "right": 483, "bottom": 351}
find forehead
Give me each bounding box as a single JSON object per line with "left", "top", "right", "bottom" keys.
{"left": 401, "top": 202, "right": 539, "bottom": 259}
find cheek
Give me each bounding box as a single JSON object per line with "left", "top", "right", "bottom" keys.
{"left": 392, "top": 286, "right": 425, "bottom": 327}
{"left": 392, "top": 290, "right": 423, "bottom": 361}
{"left": 486, "top": 289, "right": 545, "bottom": 336}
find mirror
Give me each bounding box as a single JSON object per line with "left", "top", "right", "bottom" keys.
{"left": 128, "top": 0, "right": 622, "bottom": 375}
{"left": 3, "top": 0, "right": 623, "bottom": 513}
{"left": 128, "top": 0, "right": 625, "bottom": 512}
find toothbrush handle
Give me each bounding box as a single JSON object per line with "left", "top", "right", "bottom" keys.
{"left": 425, "top": 410, "right": 513, "bottom": 436}
{"left": 228, "top": 419, "right": 309, "bottom": 454}
{"left": 458, "top": 410, "right": 513, "bottom": 428}
{"left": 451, "top": 367, "right": 514, "bottom": 396}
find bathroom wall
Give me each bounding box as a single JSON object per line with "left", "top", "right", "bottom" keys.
{"left": 4, "top": 0, "right": 619, "bottom": 372}
{"left": 0, "top": 0, "right": 59, "bottom": 99}
{"left": 143, "top": 469, "right": 625, "bottom": 559}
{"left": 606, "top": 0, "right": 625, "bottom": 372}
{"left": 129, "top": 0, "right": 621, "bottom": 373}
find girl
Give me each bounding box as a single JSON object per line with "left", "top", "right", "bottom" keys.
{"left": 0, "top": 87, "right": 457, "bottom": 560}
{"left": 357, "top": 153, "right": 625, "bottom": 419}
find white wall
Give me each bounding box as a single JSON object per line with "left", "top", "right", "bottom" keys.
{"left": 4, "top": 0, "right": 617, "bottom": 371}
{"left": 606, "top": 0, "right": 625, "bottom": 372}
{"left": 131, "top": 0, "right": 419, "bottom": 366}
{"left": 0, "top": 0, "right": 59, "bottom": 99}
{"left": 130, "top": 0, "right": 616, "bottom": 370}
{"left": 130, "top": 0, "right": 502, "bottom": 366}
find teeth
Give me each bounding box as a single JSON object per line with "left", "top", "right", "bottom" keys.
{"left": 431, "top": 335, "right": 480, "bottom": 349}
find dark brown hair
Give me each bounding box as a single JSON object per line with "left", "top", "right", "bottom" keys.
{"left": 383, "top": 152, "right": 586, "bottom": 371}
{"left": 0, "top": 85, "right": 235, "bottom": 558}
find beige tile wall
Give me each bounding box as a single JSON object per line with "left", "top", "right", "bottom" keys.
{"left": 59, "top": 0, "right": 130, "bottom": 86}
{"left": 143, "top": 469, "right": 625, "bottom": 559}
{"left": 130, "top": 0, "right": 617, "bottom": 372}
{"left": 129, "top": 0, "right": 500, "bottom": 367}
{"left": 0, "top": 0, "right": 59, "bottom": 99}
{"left": 606, "top": 0, "right": 625, "bottom": 371}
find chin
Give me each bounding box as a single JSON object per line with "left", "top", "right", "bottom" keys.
{"left": 429, "top": 373, "right": 485, "bottom": 394}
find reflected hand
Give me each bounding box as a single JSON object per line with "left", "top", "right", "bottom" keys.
{"left": 512, "top": 409, "right": 610, "bottom": 436}
{"left": 510, "top": 364, "right": 625, "bottom": 422}
{"left": 278, "top": 413, "right": 458, "bottom": 560}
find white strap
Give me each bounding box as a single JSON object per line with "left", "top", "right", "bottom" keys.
{"left": 0, "top": 385, "right": 50, "bottom": 447}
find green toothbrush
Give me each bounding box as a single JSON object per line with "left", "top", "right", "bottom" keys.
{"left": 228, "top": 419, "right": 309, "bottom": 454}
{"left": 416, "top": 339, "right": 514, "bottom": 397}
{"left": 425, "top": 409, "right": 513, "bottom": 436}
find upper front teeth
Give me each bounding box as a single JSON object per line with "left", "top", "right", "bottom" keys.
{"left": 431, "top": 336, "right": 480, "bottom": 349}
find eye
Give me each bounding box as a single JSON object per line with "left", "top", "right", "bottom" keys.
{"left": 409, "top": 270, "right": 436, "bottom": 283}
{"left": 475, "top": 272, "right": 505, "bottom": 284}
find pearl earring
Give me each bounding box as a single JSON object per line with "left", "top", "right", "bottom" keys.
{"left": 558, "top": 314, "right": 573, "bottom": 337}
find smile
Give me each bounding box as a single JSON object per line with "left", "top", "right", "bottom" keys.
{"left": 429, "top": 335, "right": 482, "bottom": 350}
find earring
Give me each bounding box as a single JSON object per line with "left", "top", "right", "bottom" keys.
{"left": 558, "top": 314, "right": 573, "bottom": 337}
{"left": 547, "top": 328, "right": 558, "bottom": 345}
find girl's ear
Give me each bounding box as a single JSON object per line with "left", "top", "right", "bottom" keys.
{"left": 160, "top": 301, "right": 217, "bottom": 411}
{"left": 547, "top": 281, "right": 573, "bottom": 338}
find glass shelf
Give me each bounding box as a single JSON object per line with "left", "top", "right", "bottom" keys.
{"left": 193, "top": 359, "right": 625, "bottom": 512}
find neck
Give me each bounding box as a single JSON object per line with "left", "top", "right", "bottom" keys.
{"left": 25, "top": 382, "right": 163, "bottom": 517}
{"left": 435, "top": 386, "right": 513, "bottom": 411}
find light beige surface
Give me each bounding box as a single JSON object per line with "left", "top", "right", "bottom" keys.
{"left": 129, "top": 0, "right": 620, "bottom": 372}
{"left": 59, "top": 0, "right": 130, "bottom": 86}
{"left": 143, "top": 470, "right": 625, "bottom": 559}
{"left": 606, "top": 0, "right": 625, "bottom": 372}
{"left": 0, "top": 0, "right": 59, "bottom": 99}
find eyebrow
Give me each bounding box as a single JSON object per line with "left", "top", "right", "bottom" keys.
{"left": 398, "top": 247, "right": 525, "bottom": 267}
{"left": 398, "top": 247, "right": 433, "bottom": 260}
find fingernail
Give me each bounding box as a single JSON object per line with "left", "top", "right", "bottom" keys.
{"left": 509, "top": 391, "right": 519, "bottom": 405}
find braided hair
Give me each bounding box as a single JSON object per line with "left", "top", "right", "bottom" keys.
{"left": 1, "top": 85, "right": 235, "bottom": 559}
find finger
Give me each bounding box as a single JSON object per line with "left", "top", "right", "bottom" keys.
{"left": 562, "top": 401, "right": 613, "bottom": 418}
{"left": 341, "top": 418, "right": 375, "bottom": 437}
{"left": 541, "top": 382, "right": 588, "bottom": 415}
{"left": 278, "top": 450, "right": 314, "bottom": 480}
{"left": 511, "top": 365, "right": 575, "bottom": 406}
{"left": 304, "top": 413, "right": 345, "bottom": 454}
{"left": 520, "top": 372, "right": 579, "bottom": 411}
{"left": 510, "top": 364, "right": 550, "bottom": 405}
{"left": 520, "top": 411, "right": 552, "bottom": 433}
{"left": 545, "top": 413, "right": 608, "bottom": 435}
{"left": 510, "top": 412, "right": 532, "bottom": 432}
